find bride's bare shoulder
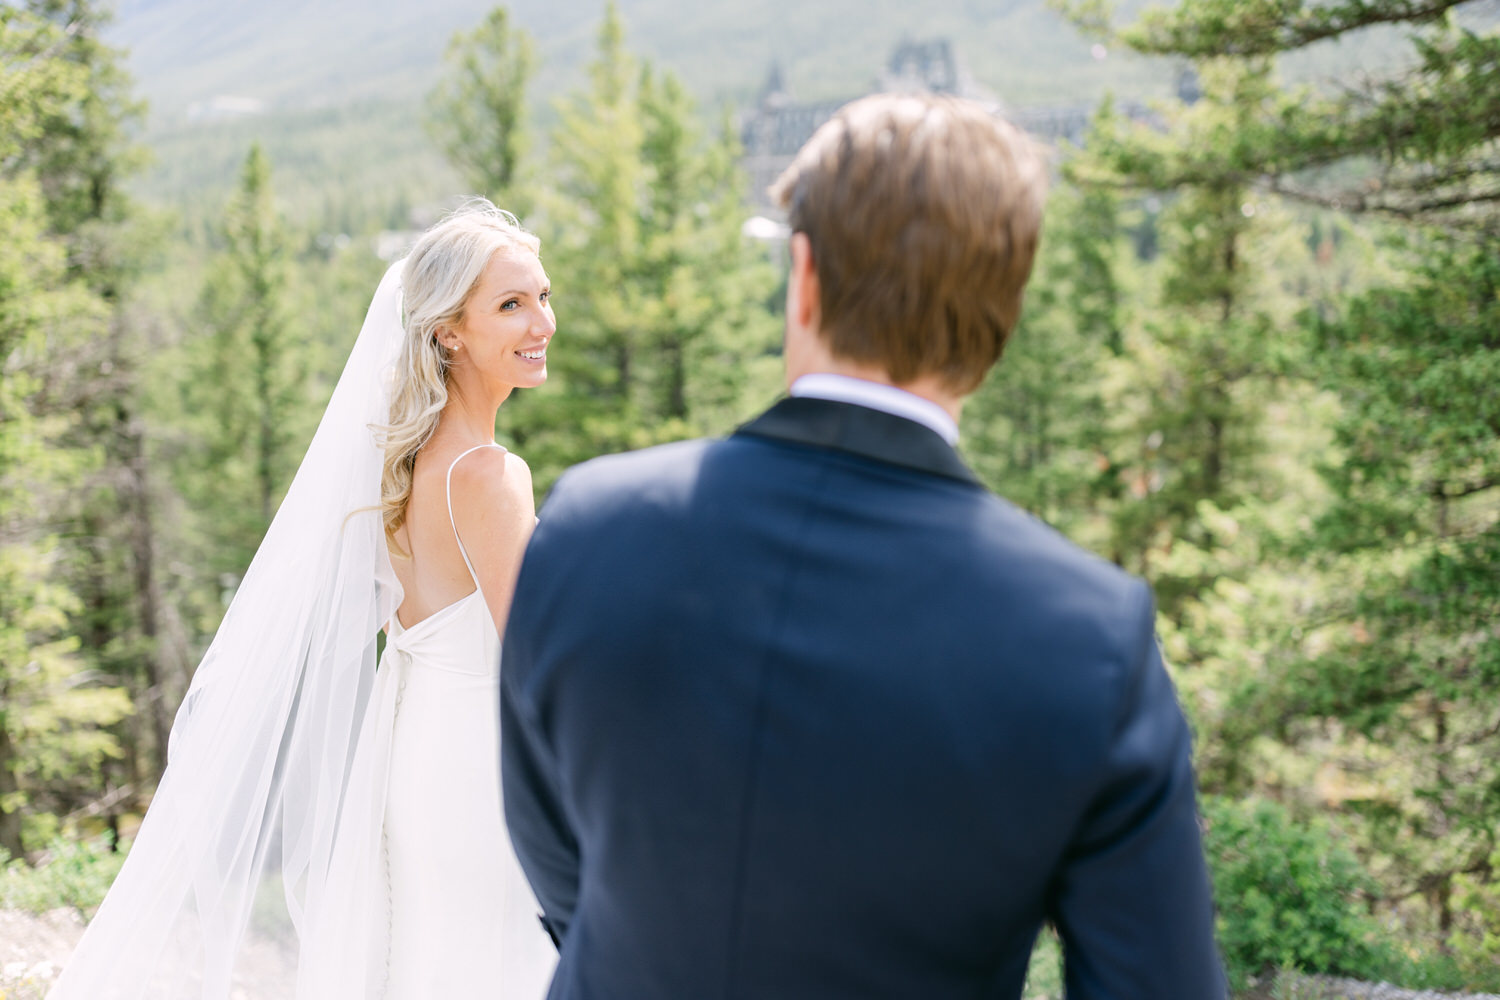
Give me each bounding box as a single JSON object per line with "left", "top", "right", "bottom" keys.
{"left": 445, "top": 446, "right": 535, "bottom": 624}
{"left": 446, "top": 445, "right": 533, "bottom": 524}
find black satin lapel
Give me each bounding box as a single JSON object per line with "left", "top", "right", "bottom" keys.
{"left": 736, "top": 397, "right": 982, "bottom": 487}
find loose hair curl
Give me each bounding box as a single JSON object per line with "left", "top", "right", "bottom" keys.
{"left": 380, "top": 199, "right": 541, "bottom": 551}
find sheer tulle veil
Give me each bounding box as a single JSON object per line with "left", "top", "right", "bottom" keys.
{"left": 50, "top": 260, "right": 410, "bottom": 999}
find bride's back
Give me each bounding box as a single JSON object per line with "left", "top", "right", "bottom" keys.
{"left": 389, "top": 441, "right": 494, "bottom": 628}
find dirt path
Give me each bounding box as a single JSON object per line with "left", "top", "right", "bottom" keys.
{"left": 0, "top": 908, "right": 85, "bottom": 999}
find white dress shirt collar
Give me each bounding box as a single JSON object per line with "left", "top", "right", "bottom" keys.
{"left": 789, "top": 373, "right": 960, "bottom": 446}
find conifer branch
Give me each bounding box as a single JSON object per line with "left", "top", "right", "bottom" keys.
{"left": 1125, "top": 0, "right": 1469, "bottom": 58}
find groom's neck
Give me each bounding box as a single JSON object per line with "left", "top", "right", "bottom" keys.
{"left": 785, "top": 349, "right": 966, "bottom": 425}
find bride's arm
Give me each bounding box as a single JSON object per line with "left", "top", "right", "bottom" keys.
{"left": 449, "top": 446, "right": 537, "bottom": 631}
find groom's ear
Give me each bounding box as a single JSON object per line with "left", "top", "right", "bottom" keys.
{"left": 783, "top": 232, "right": 826, "bottom": 386}
{"left": 788, "top": 232, "right": 821, "bottom": 334}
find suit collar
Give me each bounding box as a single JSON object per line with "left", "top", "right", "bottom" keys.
{"left": 789, "top": 373, "right": 959, "bottom": 445}
{"left": 735, "top": 396, "right": 982, "bottom": 487}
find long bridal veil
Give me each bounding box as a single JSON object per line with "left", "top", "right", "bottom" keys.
{"left": 50, "top": 261, "right": 409, "bottom": 999}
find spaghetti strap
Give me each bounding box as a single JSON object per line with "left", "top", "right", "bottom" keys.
{"left": 445, "top": 443, "right": 507, "bottom": 588}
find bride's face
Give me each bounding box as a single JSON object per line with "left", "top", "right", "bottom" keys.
{"left": 447, "top": 247, "right": 555, "bottom": 389}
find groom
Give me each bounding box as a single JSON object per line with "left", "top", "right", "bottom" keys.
{"left": 501, "top": 93, "right": 1226, "bottom": 998}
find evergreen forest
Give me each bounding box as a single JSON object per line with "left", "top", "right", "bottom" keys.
{"left": 1, "top": 0, "right": 1497, "bottom": 995}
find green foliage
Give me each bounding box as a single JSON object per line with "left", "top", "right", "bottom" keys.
{"left": 512, "top": 1, "right": 780, "bottom": 488}
{"left": 180, "top": 144, "right": 312, "bottom": 574}
{"left": 1451, "top": 849, "right": 1500, "bottom": 984}
{"left": 139, "top": 97, "right": 459, "bottom": 243}
{"left": 965, "top": 183, "right": 1128, "bottom": 545}
{"left": 1202, "top": 795, "right": 1381, "bottom": 990}
{"left": 20, "top": 0, "right": 147, "bottom": 254}
{"left": 1059, "top": 0, "right": 1500, "bottom": 233}
{"left": 22, "top": 0, "right": 184, "bottom": 807}
{"left": 1064, "top": 72, "right": 1322, "bottom": 617}
{"left": 427, "top": 5, "right": 535, "bottom": 213}
{"left": 1301, "top": 240, "right": 1500, "bottom": 958}
{"left": 1056, "top": 0, "right": 1500, "bottom": 977}
{"left": 1119, "top": 0, "right": 1465, "bottom": 58}
{"left": 0, "top": 128, "right": 132, "bottom": 859}
{"left": 0, "top": 9, "right": 87, "bottom": 167}
{"left": 1177, "top": 240, "right": 1500, "bottom": 984}
{"left": 0, "top": 835, "right": 126, "bottom": 914}
{"left": 1058, "top": 0, "right": 1500, "bottom": 979}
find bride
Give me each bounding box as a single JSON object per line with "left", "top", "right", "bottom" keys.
{"left": 49, "top": 201, "right": 559, "bottom": 999}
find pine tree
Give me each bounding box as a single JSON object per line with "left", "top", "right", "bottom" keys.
{"left": 1066, "top": 69, "right": 1309, "bottom": 617}
{"left": 17, "top": 0, "right": 183, "bottom": 798}
{"left": 0, "top": 6, "right": 133, "bottom": 857}
{"left": 1301, "top": 241, "right": 1498, "bottom": 951}
{"left": 964, "top": 182, "right": 1131, "bottom": 546}
{"left": 1054, "top": 0, "right": 1500, "bottom": 964}
{"left": 544, "top": 0, "right": 645, "bottom": 430}
{"left": 427, "top": 5, "right": 535, "bottom": 214}
{"left": 22, "top": 0, "right": 146, "bottom": 255}
{"left": 635, "top": 70, "right": 781, "bottom": 436}
{"left": 182, "top": 144, "right": 308, "bottom": 577}
{"left": 1053, "top": 0, "right": 1500, "bottom": 233}
{"left": 517, "top": 1, "right": 778, "bottom": 485}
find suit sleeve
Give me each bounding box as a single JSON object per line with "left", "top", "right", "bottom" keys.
{"left": 1048, "top": 580, "right": 1227, "bottom": 1000}
{"left": 500, "top": 523, "right": 581, "bottom": 949}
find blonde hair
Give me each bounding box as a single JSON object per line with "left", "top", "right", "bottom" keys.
{"left": 770, "top": 93, "right": 1048, "bottom": 393}
{"left": 381, "top": 199, "right": 541, "bottom": 550}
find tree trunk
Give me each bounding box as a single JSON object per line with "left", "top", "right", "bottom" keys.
{"left": 0, "top": 704, "right": 26, "bottom": 860}
{"left": 126, "top": 416, "right": 171, "bottom": 780}
{"left": 1206, "top": 409, "right": 1225, "bottom": 497}
{"left": 616, "top": 337, "right": 632, "bottom": 403}
{"left": 666, "top": 337, "right": 687, "bottom": 420}
{"left": 256, "top": 333, "right": 275, "bottom": 524}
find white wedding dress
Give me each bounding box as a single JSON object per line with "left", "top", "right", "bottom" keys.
{"left": 301, "top": 444, "right": 557, "bottom": 999}
{"left": 380, "top": 444, "right": 555, "bottom": 997}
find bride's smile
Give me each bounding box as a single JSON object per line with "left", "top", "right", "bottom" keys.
{"left": 440, "top": 246, "right": 555, "bottom": 392}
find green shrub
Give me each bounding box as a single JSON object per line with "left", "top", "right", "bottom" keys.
{"left": 1364, "top": 946, "right": 1500, "bottom": 996}
{"left": 1447, "top": 852, "right": 1500, "bottom": 992}
{"left": 1202, "top": 794, "right": 1380, "bottom": 991}
{"left": 0, "top": 835, "right": 126, "bottom": 915}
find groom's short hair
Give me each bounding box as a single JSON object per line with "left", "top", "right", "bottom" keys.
{"left": 770, "top": 93, "right": 1047, "bottom": 394}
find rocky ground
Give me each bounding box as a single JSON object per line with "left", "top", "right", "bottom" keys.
{"left": 0, "top": 908, "right": 85, "bottom": 999}
{"left": 0, "top": 908, "right": 298, "bottom": 999}
{"left": 3, "top": 908, "right": 1498, "bottom": 1000}
{"left": 1268, "top": 973, "right": 1500, "bottom": 1000}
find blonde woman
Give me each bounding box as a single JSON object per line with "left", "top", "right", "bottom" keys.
{"left": 51, "top": 201, "right": 559, "bottom": 999}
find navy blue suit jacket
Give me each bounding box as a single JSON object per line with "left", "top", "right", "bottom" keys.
{"left": 502, "top": 397, "right": 1226, "bottom": 999}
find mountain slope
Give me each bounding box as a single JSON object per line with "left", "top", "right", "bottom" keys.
{"left": 107, "top": 0, "right": 1171, "bottom": 122}
{"left": 107, "top": 0, "right": 1491, "bottom": 227}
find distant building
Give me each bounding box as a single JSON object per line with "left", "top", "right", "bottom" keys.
{"left": 740, "top": 39, "right": 1154, "bottom": 214}
{"left": 185, "top": 95, "right": 266, "bottom": 124}
{"left": 740, "top": 67, "right": 848, "bottom": 212}
{"left": 880, "top": 38, "right": 979, "bottom": 97}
